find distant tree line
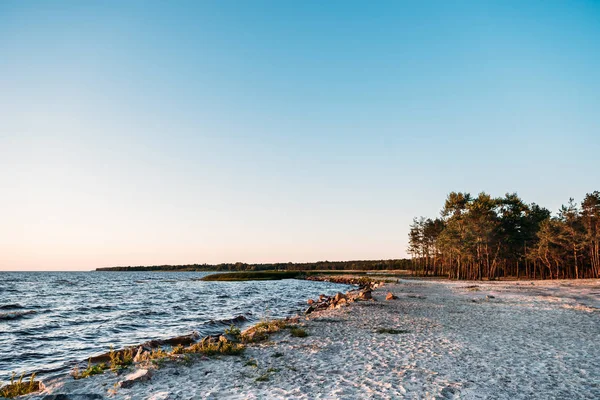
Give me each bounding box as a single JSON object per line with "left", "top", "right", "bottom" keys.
{"left": 96, "top": 259, "right": 413, "bottom": 272}
{"left": 408, "top": 191, "right": 600, "bottom": 280}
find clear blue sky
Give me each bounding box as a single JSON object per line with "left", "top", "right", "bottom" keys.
{"left": 1, "top": 1, "right": 599, "bottom": 270}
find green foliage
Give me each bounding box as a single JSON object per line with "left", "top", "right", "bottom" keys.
{"left": 135, "top": 346, "right": 170, "bottom": 368}
{"left": 186, "top": 338, "right": 245, "bottom": 356}
{"left": 289, "top": 327, "right": 308, "bottom": 337}
{"left": 255, "top": 319, "right": 288, "bottom": 333}
{"left": 241, "top": 319, "right": 288, "bottom": 343}
{"left": 145, "top": 347, "right": 169, "bottom": 361}
{"left": 224, "top": 325, "right": 242, "bottom": 341}
{"left": 409, "top": 190, "right": 600, "bottom": 280}
{"left": 109, "top": 346, "right": 134, "bottom": 372}
{"left": 73, "top": 359, "right": 108, "bottom": 379}
{"left": 181, "top": 354, "right": 194, "bottom": 367}
{"left": 255, "top": 367, "right": 279, "bottom": 382}
{"left": 151, "top": 358, "right": 166, "bottom": 368}
{"left": 255, "top": 373, "right": 270, "bottom": 382}
{"left": 171, "top": 344, "right": 185, "bottom": 354}
{"left": 96, "top": 259, "right": 413, "bottom": 273}
{"left": 376, "top": 328, "right": 410, "bottom": 334}
{"left": 0, "top": 373, "right": 42, "bottom": 398}
{"left": 244, "top": 358, "right": 258, "bottom": 367}
{"left": 201, "top": 271, "right": 304, "bottom": 281}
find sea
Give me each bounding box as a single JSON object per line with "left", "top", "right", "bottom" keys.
{"left": 0, "top": 271, "right": 353, "bottom": 384}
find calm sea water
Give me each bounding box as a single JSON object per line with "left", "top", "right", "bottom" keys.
{"left": 0, "top": 272, "right": 353, "bottom": 384}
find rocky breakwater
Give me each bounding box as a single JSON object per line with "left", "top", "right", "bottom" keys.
{"left": 304, "top": 276, "right": 386, "bottom": 314}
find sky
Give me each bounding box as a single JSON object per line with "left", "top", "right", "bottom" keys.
{"left": 1, "top": 1, "right": 599, "bottom": 271}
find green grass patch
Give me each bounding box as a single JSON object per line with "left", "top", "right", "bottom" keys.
{"left": 224, "top": 325, "right": 242, "bottom": 341}
{"left": 241, "top": 319, "right": 289, "bottom": 343}
{"left": 244, "top": 358, "right": 258, "bottom": 367}
{"left": 186, "top": 337, "right": 245, "bottom": 356}
{"left": 108, "top": 346, "right": 134, "bottom": 372}
{"left": 290, "top": 327, "right": 308, "bottom": 337}
{"left": 255, "top": 367, "right": 279, "bottom": 382}
{"left": 375, "top": 328, "right": 410, "bottom": 334}
{"left": 181, "top": 354, "right": 194, "bottom": 367}
{"left": 73, "top": 346, "right": 136, "bottom": 379}
{"left": 255, "top": 373, "right": 270, "bottom": 382}
{"left": 0, "top": 373, "right": 42, "bottom": 398}
{"left": 201, "top": 271, "right": 305, "bottom": 281}
{"left": 72, "top": 360, "right": 108, "bottom": 380}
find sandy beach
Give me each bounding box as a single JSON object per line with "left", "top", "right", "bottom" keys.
{"left": 31, "top": 279, "right": 600, "bottom": 400}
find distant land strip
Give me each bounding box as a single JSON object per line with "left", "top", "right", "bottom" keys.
{"left": 95, "top": 259, "right": 413, "bottom": 272}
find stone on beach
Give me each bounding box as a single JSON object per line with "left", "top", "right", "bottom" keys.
{"left": 117, "top": 368, "right": 153, "bottom": 388}
{"left": 335, "top": 298, "right": 347, "bottom": 308}
{"left": 333, "top": 292, "right": 346, "bottom": 302}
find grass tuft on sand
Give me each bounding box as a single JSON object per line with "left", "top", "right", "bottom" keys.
{"left": 375, "top": 328, "right": 410, "bottom": 334}
{"left": 241, "top": 319, "right": 289, "bottom": 343}
{"left": 290, "top": 327, "right": 308, "bottom": 337}
{"left": 186, "top": 337, "right": 245, "bottom": 356}
{"left": 0, "top": 373, "right": 42, "bottom": 398}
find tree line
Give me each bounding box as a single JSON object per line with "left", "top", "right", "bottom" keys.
{"left": 408, "top": 191, "right": 600, "bottom": 280}
{"left": 96, "top": 259, "right": 413, "bottom": 272}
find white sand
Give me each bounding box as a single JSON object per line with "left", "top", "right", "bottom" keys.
{"left": 32, "top": 279, "right": 600, "bottom": 399}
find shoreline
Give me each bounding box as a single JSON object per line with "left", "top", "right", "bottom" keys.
{"left": 77, "top": 275, "right": 374, "bottom": 368}
{"left": 1, "top": 275, "right": 369, "bottom": 398}
{"left": 5, "top": 277, "right": 600, "bottom": 399}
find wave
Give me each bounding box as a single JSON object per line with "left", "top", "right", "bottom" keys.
{"left": 0, "top": 271, "right": 355, "bottom": 384}
{"left": 76, "top": 304, "right": 118, "bottom": 312}
{"left": 0, "top": 310, "right": 37, "bottom": 321}
{"left": 0, "top": 303, "right": 23, "bottom": 310}
{"left": 206, "top": 315, "right": 249, "bottom": 326}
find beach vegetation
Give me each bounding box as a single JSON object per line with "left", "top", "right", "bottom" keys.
{"left": 224, "top": 325, "right": 242, "bottom": 341}
{"left": 0, "top": 373, "right": 42, "bottom": 398}
{"left": 109, "top": 346, "right": 134, "bottom": 372}
{"left": 72, "top": 359, "right": 108, "bottom": 379}
{"left": 255, "top": 367, "right": 279, "bottom": 382}
{"left": 186, "top": 337, "right": 245, "bottom": 356}
{"left": 146, "top": 347, "right": 170, "bottom": 360}
{"left": 171, "top": 344, "right": 185, "bottom": 354}
{"left": 181, "top": 354, "right": 194, "bottom": 366}
{"left": 271, "top": 352, "right": 284, "bottom": 358}
{"left": 241, "top": 319, "right": 288, "bottom": 343}
{"left": 376, "top": 328, "right": 410, "bottom": 334}
{"left": 289, "top": 327, "right": 308, "bottom": 337}
{"left": 201, "top": 271, "right": 305, "bottom": 281}
{"left": 255, "top": 373, "right": 270, "bottom": 382}
{"left": 244, "top": 358, "right": 258, "bottom": 367}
